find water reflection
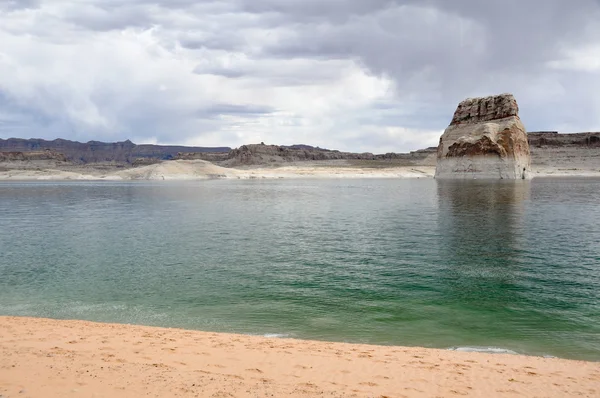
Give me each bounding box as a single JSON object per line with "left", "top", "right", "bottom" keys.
{"left": 436, "top": 180, "right": 531, "bottom": 307}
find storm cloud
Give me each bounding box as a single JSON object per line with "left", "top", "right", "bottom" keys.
{"left": 0, "top": 0, "right": 599, "bottom": 152}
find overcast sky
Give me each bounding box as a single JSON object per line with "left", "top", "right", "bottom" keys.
{"left": 1, "top": 0, "right": 599, "bottom": 152}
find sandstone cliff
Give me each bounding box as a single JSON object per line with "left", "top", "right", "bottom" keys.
{"left": 176, "top": 144, "right": 438, "bottom": 167}
{"left": 0, "top": 138, "right": 230, "bottom": 164}
{"left": 0, "top": 150, "right": 67, "bottom": 162}
{"left": 528, "top": 132, "right": 600, "bottom": 147}
{"left": 435, "top": 94, "right": 531, "bottom": 179}
{"left": 527, "top": 132, "right": 600, "bottom": 173}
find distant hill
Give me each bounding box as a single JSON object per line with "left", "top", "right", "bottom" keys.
{"left": 176, "top": 143, "right": 438, "bottom": 167}
{"left": 0, "top": 138, "right": 231, "bottom": 164}
{"left": 2, "top": 132, "right": 598, "bottom": 167}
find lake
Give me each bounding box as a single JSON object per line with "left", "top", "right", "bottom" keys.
{"left": 0, "top": 178, "right": 599, "bottom": 360}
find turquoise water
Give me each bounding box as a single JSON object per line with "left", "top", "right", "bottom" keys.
{"left": 0, "top": 179, "right": 599, "bottom": 360}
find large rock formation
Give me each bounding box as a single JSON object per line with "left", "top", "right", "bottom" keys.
{"left": 435, "top": 94, "right": 531, "bottom": 179}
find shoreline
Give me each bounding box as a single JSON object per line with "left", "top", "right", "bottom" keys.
{"left": 1, "top": 316, "right": 598, "bottom": 397}
{"left": 0, "top": 160, "right": 436, "bottom": 180}
{"left": 0, "top": 160, "right": 599, "bottom": 180}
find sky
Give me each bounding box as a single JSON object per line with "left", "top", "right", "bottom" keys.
{"left": 0, "top": 0, "right": 599, "bottom": 153}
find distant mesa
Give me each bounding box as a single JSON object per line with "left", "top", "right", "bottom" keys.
{"left": 0, "top": 138, "right": 230, "bottom": 165}
{"left": 176, "top": 143, "right": 437, "bottom": 167}
{"left": 435, "top": 93, "right": 531, "bottom": 179}
{"left": 0, "top": 138, "right": 438, "bottom": 167}
{"left": 0, "top": 149, "right": 67, "bottom": 163}
{"left": 528, "top": 131, "right": 600, "bottom": 147}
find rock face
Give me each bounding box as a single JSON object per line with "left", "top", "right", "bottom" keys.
{"left": 435, "top": 94, "right": 531, "bottom": 179}
{"left": 0, "top": 150, "right": 67, "bottom": 162}
{"left": 528, "top": 131, "right": 600, "bottom": 147}
{"left": 0, "top": 138, "right": 230, "bottom": 164}
{"left": 176, "top": 143, "right": 438, "bottom": 167}
{"left": 526, "top": 132, "right": 600, "bottom": 172}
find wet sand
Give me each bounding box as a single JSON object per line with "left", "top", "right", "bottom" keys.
{"left": 1, "top": 316, "right": 598, "bottom": 397}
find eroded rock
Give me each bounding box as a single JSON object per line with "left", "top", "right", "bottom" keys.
{"left": 435, "top": 93, "right": 531, "bottom": 179}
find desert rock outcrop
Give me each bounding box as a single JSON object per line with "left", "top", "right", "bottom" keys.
{"left": 435, "top": 94, "right": 531, "bottom": 179}
{"left": 0, "top": 138, "right": 230, "bottom": 164}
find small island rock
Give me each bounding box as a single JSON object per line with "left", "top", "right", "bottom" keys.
{"left": 435, "top": 93, "right": 531, "bottom": 179}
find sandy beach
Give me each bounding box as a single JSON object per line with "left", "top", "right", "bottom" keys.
{"left": 0, "top": 317, "right": 598, "bottom": 398}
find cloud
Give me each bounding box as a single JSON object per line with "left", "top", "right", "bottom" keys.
{"left": 0, "top": 0, "right": 599, "bottom": 152}
{"left": 0, "top": 0, "right": 40, "bottom": 12}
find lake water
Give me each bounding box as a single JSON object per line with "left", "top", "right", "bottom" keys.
{"left": 1, "top": 178, "right": 599, "bottom": 361}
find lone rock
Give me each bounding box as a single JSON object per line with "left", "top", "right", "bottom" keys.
{"left": 435, "top": 93, "right": 531, "bottom": 179}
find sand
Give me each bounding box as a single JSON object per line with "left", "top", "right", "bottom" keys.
{"left": 0, "top": 160, "right": 437, "bottom": 180}
{"left": 0, "top": 317, "right": 598, "bottom": 398}
{"left": 115, "top": 161, "right": 437, "bottom": 180}
{"left": 2, "top": 158, "right": 600, "bottom": 181}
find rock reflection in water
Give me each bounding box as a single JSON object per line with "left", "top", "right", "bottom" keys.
{"left": 435, "top": 180, "right": 531, "bottom": 307}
